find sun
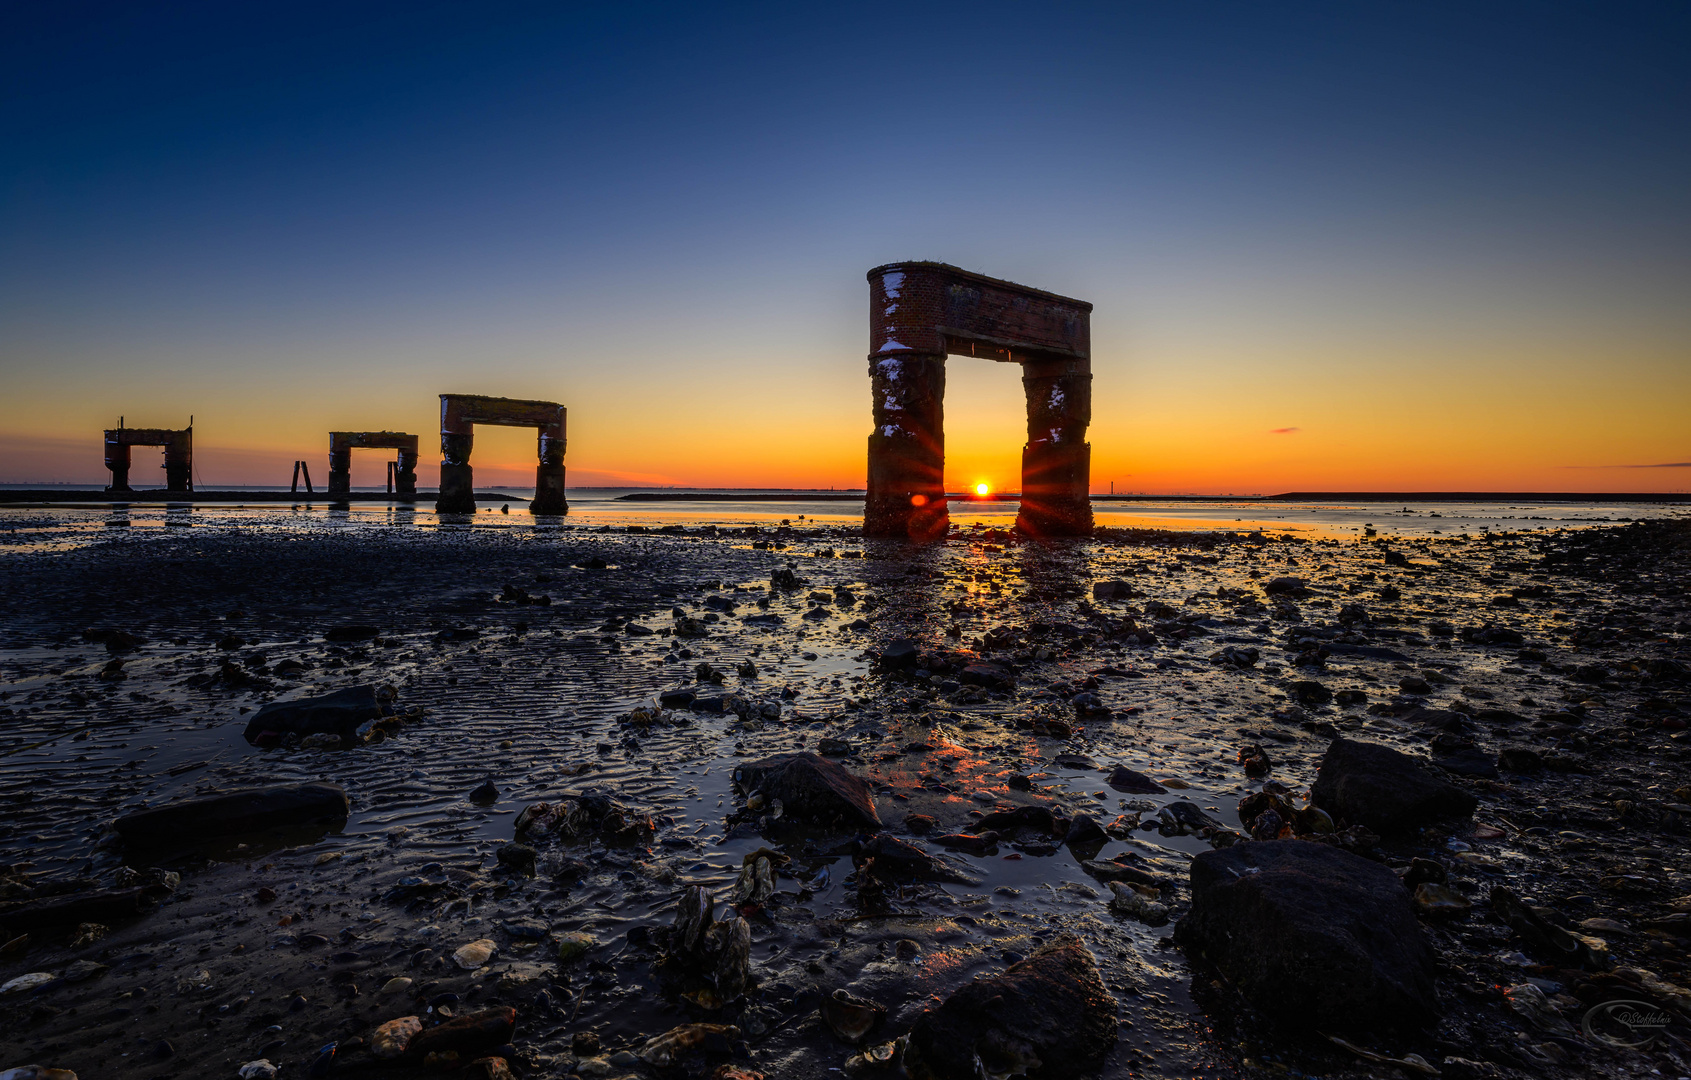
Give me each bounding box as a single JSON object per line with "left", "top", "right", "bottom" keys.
{"left": 974, "top": 482, "right": 990, "bottom": 496}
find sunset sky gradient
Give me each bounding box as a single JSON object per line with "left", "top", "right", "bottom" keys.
{"left": 2, "top": 1, "right": 1687, "bottom": 492}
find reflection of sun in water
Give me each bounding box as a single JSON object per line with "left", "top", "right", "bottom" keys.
{"left": 975, "top": 482, "right": 990, "bottom": 496}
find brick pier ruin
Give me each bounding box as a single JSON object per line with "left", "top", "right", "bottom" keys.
{"left": 864, "top": 262, "right": 1093, "bottom": 539}
{"left": 104, "top": 424, "right": 193, "bottom": 492}
{"left": 435, "top": 394, "right": 567, "bottom": 515}
{"left": 327, "top": 431, "right": 419, "bottom": 498}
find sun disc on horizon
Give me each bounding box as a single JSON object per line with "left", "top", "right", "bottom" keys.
{"left": 975, "top": 482, "right": 990, "bottom": 496}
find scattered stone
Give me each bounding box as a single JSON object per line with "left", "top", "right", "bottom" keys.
{"left": 113, "top": 782, "right": 350, "bottom": 847}
{"left": 1310, "top": 738, "right": 1477, "bottom": 834}
{"left": 242, "top": 685, "right": 389, "bottom": 746}
{"left": 639, "top": 1023, "right": 740, "bottom": 1067}
{"left": 1, "top": 972, "right": 55, "bottom": 995}
{"left": 452, "top": 939, "right": 497, "bottom": 969}
{"left": 1106, "top": 766, "right": 1165, "bottom": 794}
{"left": 1175, "top": 840, "right": 1439, "bottom": 1029}
{"left": 372, "top": 1016, "right": 423, "bottom": 1058}
{"left": 820, "top": 988, "right": 885, "bottom": 1043}
{"left": 734, "top": 753, "right": 880, "bottom": 829}
{"left": 405, "top": 1007, "right": 517, "bottom": 1061}
{"left": 903, "top": 935, "right": 1116, "bottom": 1080}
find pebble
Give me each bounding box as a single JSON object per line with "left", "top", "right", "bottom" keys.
{"left": 237, "top": 1062, "right": 279, "bottom": 1080}
{"left": 452, "top": 939, "right": 497, "bottom": 969}
{"left": 0, "top": 972, "right": 55, "bottom": 995}
{"left": 371, "top": 1016, "right": 422, "bottom": 1058}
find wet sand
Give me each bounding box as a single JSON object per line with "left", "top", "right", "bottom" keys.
{"left": 1, "top": 514, "right": 1688, "bottom": 1079}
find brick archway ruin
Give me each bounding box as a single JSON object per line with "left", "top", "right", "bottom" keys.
{"left": 435, "top": 394, "right": 567, "bottom": 515}
{"left": 864, "top": 262, "right": 1092, "bottom": 539}
{"left": 104, "top": 423, "right": 192, "bottom": 492}
{"left": 328, "top": 431, "right": 420, "bottom": 497}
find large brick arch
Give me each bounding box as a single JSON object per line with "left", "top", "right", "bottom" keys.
{"left": 434, "top": 394, "right": 567, "bottom": 515}
{"left": 865, "top": 262, "right": 1092, "bottom": 539}
{"left": 327, "top": 431, "right": 420, "bottom": 497}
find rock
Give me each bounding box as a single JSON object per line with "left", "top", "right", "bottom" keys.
{"left": 1175, "top": 840, "right": 1439, "bottom": 1029}
{"left": 1399, "top": 676, "right": 1432, "bottom": 695}
{"left": 372, "top": 1016, "right": 423, "bottom": 1058}
{"left": 113, "top": 782, "right": 349, "bottom": 847}
{"left": 465, "top": 1058, "right": 516, "bottom": 1080}
{"left": 469, "top": 779, "right": 499, "bottom": 804}
{"left": 820, "top": 988, "right": 886, "bottom": 1043}
{"left": 1264, "top": 576, "right": 1309, "bottom": 596}
{"left": 1412, "top": 883, "right": 1472, "bottom": 917}
{"left": 452, "top": 939, "right": 497, "bottom": 969}
{"left": 60, "top": 960, "right": 106, "bottom": 982}
{"left": 1490, "top": 886, "right": 1609, "bottom": 969}
{"left": 495, "top": 842, "right": 535, "bottom": 875}
{"left": 1108, "top": 882, "right": 1169, "bottom": 924}
{"left": 1433, "top": 748, "right": 1498, "bottom": 779}
{"left": 639, "top": 1023, "right": 740, "bottom": 1067}
{"left": 734, "top": 753, "right": 880, "bottom": 828}
{"left": 1310, "top": 738, "right": 1477, "bottom": 834}
{"left": 1106, "top": 766, "right": 1165, "bottom": 794}
{"left": 878, "top": 638, "right": 919, "bottom": 669}
{"left": 0, "top": 1068, "right": 78, "bottom": 1080}
{"left": 1290, "top": 680, "right": 1332, "bottom": 705}
{"left": 237, "top": 1062, "right": 279, "bottom": 1080}
{"left": 1064, "top": 813, "right": 1108, "bottom": 850}
{"left": 1092, "top": 580, "right": 1133, "bottom": 600}
{"left": 958, "top": 662, "right": 1013, "bottom": 690}
{"left": 0, "top": 886, "right": 168, "bottom": 937}
{"left": 242, "top": 686, "right": 388, "bottom": 746}
{"left": 556, "top": 931, "right": 595, "bottom": 962}
{"left": 1, "top": 972, "right": 55, "bottom": 994}
{"left": 514, "top": 793, "right": 656, "bottom": 844}
{"left": 405, "top": 1007, "right": 517, "bottom": 1061}
{"left": 1497, "top": 747, "right": 1543, "bottom": 773}
{"left": 903, "top": 934, "right": 1115, "bottom": 1080}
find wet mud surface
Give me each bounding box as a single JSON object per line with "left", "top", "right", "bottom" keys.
{"left": 1, "top": 512, "right": 1689, "bottom": 1079}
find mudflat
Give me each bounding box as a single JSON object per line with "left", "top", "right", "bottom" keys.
{"left": 0, "top": 514, "right": 1687, "bottom": 1079}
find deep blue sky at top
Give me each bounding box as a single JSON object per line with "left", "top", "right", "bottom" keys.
{"left": 1, "top": 1, "right": 1687, "bottom": 488}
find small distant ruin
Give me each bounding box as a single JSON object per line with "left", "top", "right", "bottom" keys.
{"left": 864, "top": 262, "right": 1093, "bottom": 539}
{"left": 104, "top": 423, "right": 192, "bottom": 492}
{"left": 435, "top": 394, "right": 567, "bottom": 515}
{"left": 327, "top": 431, "right": 419, "bottom": 497}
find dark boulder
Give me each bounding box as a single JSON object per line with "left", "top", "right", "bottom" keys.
{"left": 1106, "top": 766, "right": 1165, "bottom": 795}
{"left": 878, "top": 638, "right": 919, "bottom": 669}
{"left": 1310, "top": 738, "right": 1477, "bottom": 834}
{"left": 242, "top": 685, "right": 388, "bottom": 746}
{"left": 0, "top": 885, "right": 169, "bottom": 937}
{"left": 1175, "top": 840, "right": 1439, "bottom": 1030}
{"left": 734, "top": 753, "right": 880, "bottom": 829}
{"left": 406, "top": 1007, "right": 517, "bottom": 1062}
{"left": 903, "top": 934, "right": 1115, "bottom": 1080}
{"left": 958, "top": 662, "right": 1013, "bottom": 690}
{"left": 114, "top": 782, "right": 349, "bottom": 847}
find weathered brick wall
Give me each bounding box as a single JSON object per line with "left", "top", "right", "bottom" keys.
{"left": 868, "top": 261, "right": 1090, "bottom": 362}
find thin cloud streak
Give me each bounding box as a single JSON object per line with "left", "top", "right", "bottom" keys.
{"left": 1270, "top": 427, "right": 1301, "bottom": 435}
{"left": 1559, "top": 462, "right": 1691, "bottom": 469}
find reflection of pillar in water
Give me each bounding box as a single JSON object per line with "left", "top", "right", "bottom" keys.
{"left": 864, "top": 353, "right": 947, "bottom": 540}
{"left": 1017, "top": 358, "right": 1093, "bottom": 536}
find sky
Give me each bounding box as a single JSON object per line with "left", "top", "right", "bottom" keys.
{"left": 2, "top": 1, "right": 1688, "bottom": 493}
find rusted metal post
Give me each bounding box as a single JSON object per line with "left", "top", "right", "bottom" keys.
{"left": 163, "top": 428, "right": 192, "bottom": 491}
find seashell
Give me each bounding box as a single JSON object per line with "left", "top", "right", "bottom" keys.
{"left": 820, "top": 988, "right": 886, "bottom": 1043}
{"left": 711, "top": 915, "right": 752, "bottom": 999}
{"left": 371, "top": 1016, "right": 422, "bottom": 1058}
{"left": 452, "top": 939, "right": 497, "bottom": 969}
{"left": 728, "top": 849, "right": 783, "bottom": 905}
{"left": 380, "top": 976, "right": 413, "bottom": 995}
{"left": 638, "top": 1023, "right": 741, "bottom": 1067}
{"left": 0, "top": 1068, "right": 80, "bottom": 1080}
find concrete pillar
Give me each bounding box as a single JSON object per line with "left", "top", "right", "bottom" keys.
{"left": 105, "top": 439, "right": 132, "bottom": 492}
{"left": 531, "top": 429, "right": 567, "bottom": 514}
{"left": 437, "top": 431, "right": 475, "bottom": 513}
{"left": 163, "top": 432, "right": 192, "bottom": 492}
{"left": 1017, "top": 360, "right": 1093, "bottom": 536}
{"left": 326, "top": 443, "right": 353, "bottom": 497}
{"left": 395, "top": 448, "right": 419, "bottom": 497}
{"left": 864, "top": 353, "right": 947, "bottom": 540}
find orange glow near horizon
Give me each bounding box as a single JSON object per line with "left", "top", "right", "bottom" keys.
{"left": 975, "top": 482, "right": 990, "bottom": 496}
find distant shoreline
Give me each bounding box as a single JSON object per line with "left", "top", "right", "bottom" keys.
{"left": 0, "top": 488, "right": 1685, "bottom": 506}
